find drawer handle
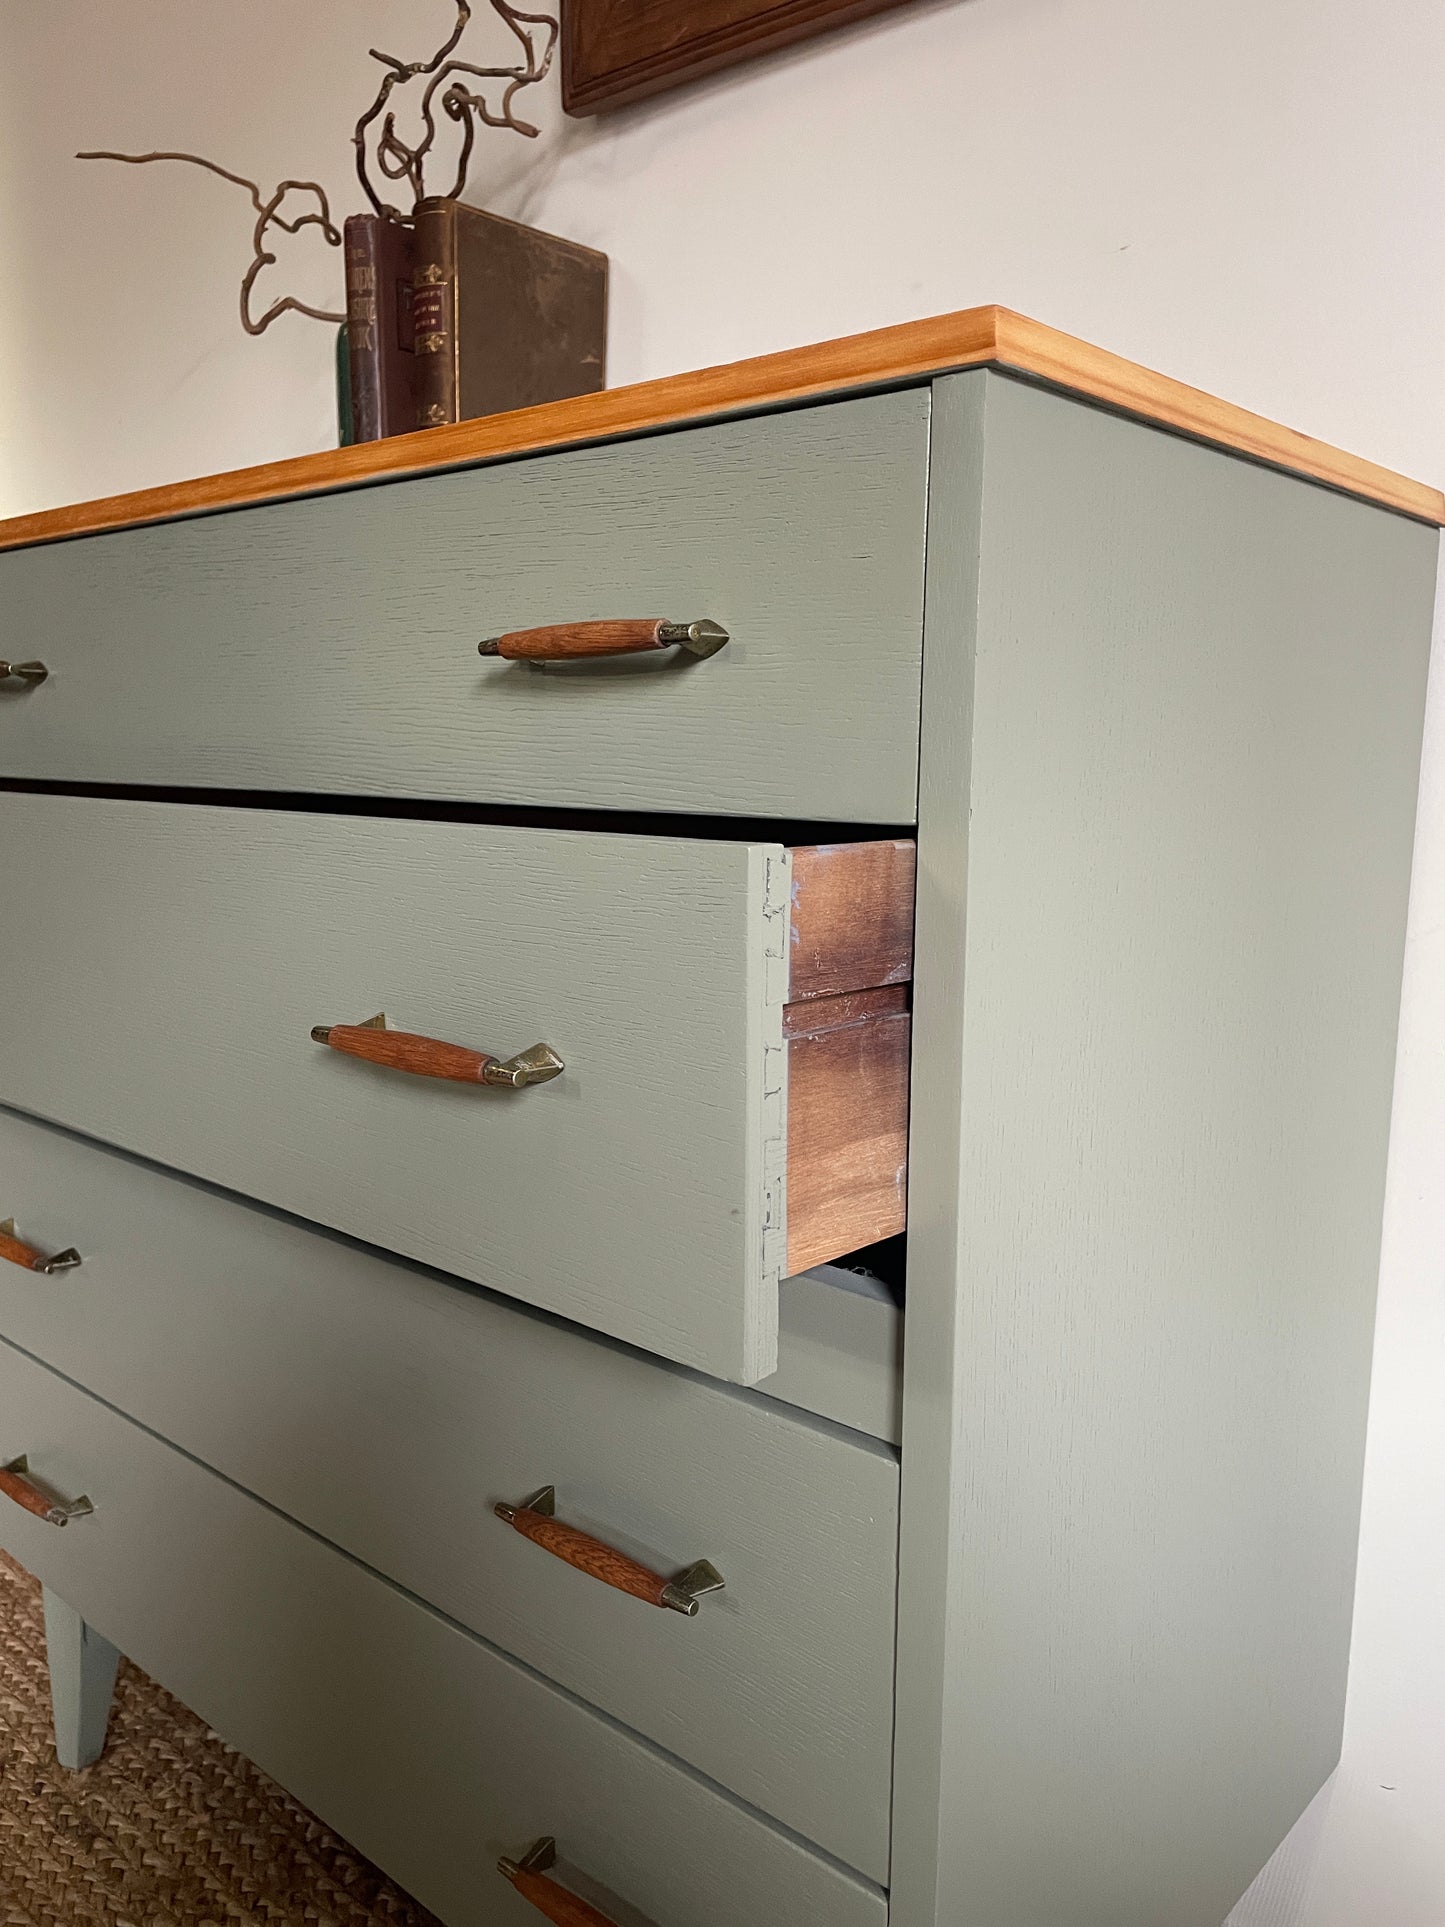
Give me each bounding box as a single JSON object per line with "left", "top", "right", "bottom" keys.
{"left": 311, "top": 1013, "right": 563, "bottom": 1090}
{"left": 494, "top": 1485, "right": 724, "bottom": 1617}
{"left": 0, "top": 1455, "right": 93, "bottom": 1527}
{"left": 0, "top": 659, "right": 48, "bottom": 686}
{"left": 0, "top": 1218, "right": 82, "bottom": 1275}
{"left": 479, "top": 618, "right": 729, "bottom": 663}
{"left": 499, "top": 1837, "right": 620, "bottom": 1926}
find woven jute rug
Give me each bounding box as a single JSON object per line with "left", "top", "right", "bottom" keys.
{"left": 0, "top": 1551, "right": 440, "bottom": 1926}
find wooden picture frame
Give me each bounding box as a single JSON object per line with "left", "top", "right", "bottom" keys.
{"left": 562, "top": 0, "right": 920, "bottom": 115}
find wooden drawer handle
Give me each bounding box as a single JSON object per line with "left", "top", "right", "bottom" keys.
{"left": 0, "top": 1455, "right": 93, "bottom": 1527}
{"left": 0, "top": 659, "right": 47, "bottom": 685}
{"left": 479, "top": 617, "right": 728, "bottom": 662}
{"left": 499, "top": 1838, "right": 619, "bottom": 1925}
{"left": 0, "top": 1217, "right": 81, "bottom": 1275}
{"left": 495, "top": 1486, "right": 724, "bottom": 1617}
{"left": 311, "top": 1013, "right": 563, "bottom": 1089}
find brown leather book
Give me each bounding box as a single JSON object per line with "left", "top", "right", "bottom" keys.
{"left": 412, "top": 199, "right": 607, "bottom": 428}
{"left": 343, "top": 214, "right": 417, "bottom": 442}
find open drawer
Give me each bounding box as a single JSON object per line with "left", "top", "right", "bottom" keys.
{"left": 0, "top": 793, "right": 910, "bottom": 1382}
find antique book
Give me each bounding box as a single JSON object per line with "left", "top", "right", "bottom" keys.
{"left": 343, "top": 214, "right": 417, "bottom": 443}
{"left": 411, "top": 199, "right": 607, "bottom": 428}
{"left": 334, "top": 323, "right": 353, "bottom": 447}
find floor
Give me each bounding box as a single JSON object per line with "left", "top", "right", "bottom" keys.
{"left": 0, "top": 1553, "right": 437, "bottom": 1926}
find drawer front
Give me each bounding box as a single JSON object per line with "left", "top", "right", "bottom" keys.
{"left": 0, "top": 1339, "right": 887, "bottom": 1927}
{"left": 0, "top": 792, "right": 792, "bottom": 1382}
{"left": 0, "top": 1107, "right": 898, "bottom": 1879}
{"left": 0, "top": 393, "right": 927, "bottom": 821}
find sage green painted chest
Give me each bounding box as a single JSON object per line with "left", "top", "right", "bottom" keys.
{"left": 0, "top": 317, "right": 1434, "bottom": 1927}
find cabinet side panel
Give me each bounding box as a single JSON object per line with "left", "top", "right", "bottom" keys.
{"left": 898, "top": 371, "right": 1437, "bottom": 1927}
{"left": 890, "top": 370, "right": 986, "bottom": 1918}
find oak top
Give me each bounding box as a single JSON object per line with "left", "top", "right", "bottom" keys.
{"left": 2, "top": 304, "right": 1440, "bottom": 550}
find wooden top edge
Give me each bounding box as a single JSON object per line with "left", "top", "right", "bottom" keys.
{"left": 2, "top": 304, "right": 1440, "bottom": 549}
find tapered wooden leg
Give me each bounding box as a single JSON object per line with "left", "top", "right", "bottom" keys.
{"left": 42, "top": 1586, "right": 120, "bottom": 1769}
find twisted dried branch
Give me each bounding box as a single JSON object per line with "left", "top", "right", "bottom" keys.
{"left": 76, "top": 149, "right": 346, "bottom": 334}
{"left": 355, "top": 0, "right": 557, "bottom": 219}
{"left": 77, "top": 0, "right": 559, "bottom": 339}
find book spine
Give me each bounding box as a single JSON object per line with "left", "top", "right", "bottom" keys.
{"left": 412, "top": 197, "right": 459, "bottom": 429}
{"left": 344, "top": 214, "right": 385, "bottom": 444}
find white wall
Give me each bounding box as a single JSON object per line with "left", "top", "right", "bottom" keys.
{"left": 2, "top": 2, "right": 1443, "bottom": 1918}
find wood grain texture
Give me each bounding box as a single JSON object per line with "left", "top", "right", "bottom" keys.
{"left": 786, "top": 1012, "right": 910, "bottom": 1275}
{"left": 788, "top": 840, "right": 916, "bottom": 999}
{"left": 890, "top": 369, "right": 1437, "bottom": 1927}
{"left": 504, "top": 1866, "right": 616, "bottom": 1927}
{"left": 562, "top": 0, "right": 920, "bottom": 114}
{"left": 0, "top": 307, "right": 1436, "bottom": 552}
{"left": 0, "top": 1104, "right": 898, "bottom": 1875}
{"left": 501, "top": 1506, "right": 675, "bottom": 1609}
{"left": 0, "top": 1228, "right": 44, "bottom": 1272}
{"left": 488, "top": 618, "right": 669, "bottom": 659}
{"left": 0, "top": 1464, "right": 59, "bottom": 1523}
{"left": 319, "top": 1025, "right": 498, "bottom": 1084}
{"left": 782, "top": 984, "right": 908, "bottom": 1035}
{"left": 0, "top": 395, "right": 927, "bottom": 823}
{"left": 0, "top": 1339, "right": 888, "bottom": 1927}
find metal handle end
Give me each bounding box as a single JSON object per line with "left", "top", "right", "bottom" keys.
{"left": 499, "top": 1836, "right": 558, "bottom": 1880}
{"left": 0, "top": 660, "right": 48, "bottom": 685}
{"left": 657, "top": 619, "right": 729, "bottom": 659}
{"left": 36, "top": 1247, "right": 82, "bottom": 1276}
{"left": 480, "top": 1044, "right": 565, "bottom": 1089}
{"left": 661, "top": 1558, "right": 727, "bottom": 1615}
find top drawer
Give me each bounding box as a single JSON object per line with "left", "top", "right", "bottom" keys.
{"left": 0, "top": 393, "right": 928, "bottom": 821}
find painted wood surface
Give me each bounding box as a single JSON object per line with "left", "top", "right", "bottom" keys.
{"left": 891, "top": 369, "right": 1437, "bottom": 1927}
{"left": 0, "top": 394, "right": 928, "bottom": 822}
{"left": 42, "top": 1587, "right": 120, "bottom": 1771}
{"left": 0, "top": 307, "right": 1437, "bottom": 550}
{"left": 0, "top": 1104, "right": 899, "bottom": 1872}
{"left": 0, "top": 796, "right": 789, "bottom": 1383}
{"left": 0, "top": 1339, "right": 887, "bottom": 1927}
{"left": 759, "top": 1266, "right": 902, "bottom": 1447}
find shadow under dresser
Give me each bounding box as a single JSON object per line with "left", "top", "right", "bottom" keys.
{"left": 0, "top": 304, "right": 1437, "bottom": 1926}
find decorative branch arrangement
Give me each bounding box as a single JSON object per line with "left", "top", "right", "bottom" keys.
{"left": 356, "top": 0, "right": 557, "bottom": 219}
{"left": 73, "top": 152, "right": 348, "bottom": 335}
{"left": 77, "top": 1, "right": 558, "bottom": 337}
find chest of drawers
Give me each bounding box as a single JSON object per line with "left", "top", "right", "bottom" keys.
{"left": 0, "top": 305, "right": 1437, "bottom": 1926}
